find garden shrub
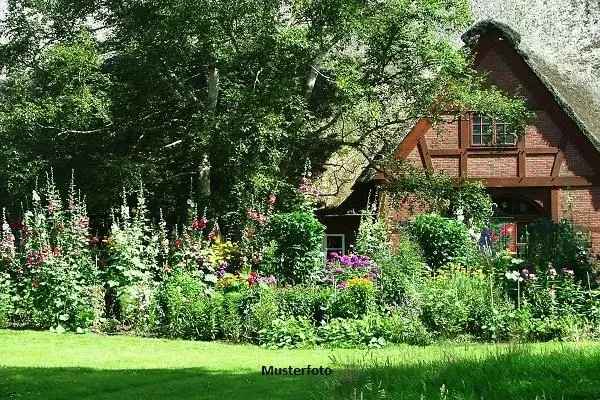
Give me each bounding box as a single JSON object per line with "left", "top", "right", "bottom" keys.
{"left": 420, "top": 266, "right": 515, "bottom": 340}
{"left": 0, "top": 273, "right": 12, "bottom": 328}
{"left": 221, "top": 290, "right": 249, "bottom": 342}
{"left": 157, "top": 270, "right": 223, "bottom": 340}
{"left": 377, "top": 234, "right": 427, "bottom": 307}
{"left": 410, "top": 213, "right": 476, "bottom": 270}
{"left": 263, "top": 211, "right": 325, "bottom": 284}
{"left": 259, "top": 316, "right": 316, "bottom": 349}
{"left": 525, "top": 219, "right": 592, "bottom": 281}
{"left": 330, "top": 278, "right": 376, "bottom": 319}
{"left": 276, "top": 285, "right": 334, "bottom": 323}
{"left": 317, "top": 314, "right": 387, "bottom": 349}
{"left": 382, "top": 309, "right": 433, "bottom": 346}
{"left": 117, "top": 282, "right": 160, "bottom": 335}
{"left": 245, "top": 287, "right": 280, "bottom": 340}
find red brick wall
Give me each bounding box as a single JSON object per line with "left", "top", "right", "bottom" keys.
{"left": 380, "top": 36, "right": 600, "bottom": 253}
{"left": 467, "top": 155, "right": 518, "bottom": 177}
{"left": 559, "top": 188, "right": 600, "bottom": 253}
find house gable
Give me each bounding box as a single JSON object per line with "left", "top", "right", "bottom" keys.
{"left": 387, "top": 23, "right": 600, "bottom": 252}
{"left": 393, "top": 28, "right": 600, "bottom": 188}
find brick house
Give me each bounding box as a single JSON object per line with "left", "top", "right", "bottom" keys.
{"left": 316, "top": 20, "right": 600, "bottom": 255}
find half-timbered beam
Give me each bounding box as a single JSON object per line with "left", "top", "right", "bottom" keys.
{"left": 551, "top": 188, "right": 561, "bottom": 222}
{"left": 476, "top": 176, "right": 597, "bottom": 187}
{"left": 417, "top": 137, "right": 433, "bottom": 171}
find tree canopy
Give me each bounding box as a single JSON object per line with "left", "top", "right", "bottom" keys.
{"left": 0, "top": 0, "right": 529, "bottom": 231}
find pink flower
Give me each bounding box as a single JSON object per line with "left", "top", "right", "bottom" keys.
{"left": 247, "top": 209, "right": 267, "bottom": 225}
{"left": 267, "top": 194, "right": 277, "bottom": 206}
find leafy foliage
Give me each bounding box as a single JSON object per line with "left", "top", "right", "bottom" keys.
{"left": 0, "top": 0, "right": 528, "bottom": 234}
{"left": 263, "top": 211, "right": 324, "bottom": 284}
{"left": 410, "top": 213, "right": 476, "bottom": 270}
{"left": 524, "top": 219, "right": 592, "bottom": 280}
{"left": 383, "top": 162, "right": 494, "bottom": 229}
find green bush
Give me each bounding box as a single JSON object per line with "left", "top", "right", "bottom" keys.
{"left": 317, "top": 315, "right": 387, "bottom": 349}
{"left": 330, "top": 279, "right": 376, "bottom": 319}
{"left": 382, "top": 310, "right": 433, "bottom": 346}
{"left": 117, "top": 282, "right": 159, "bottom": 335}
{"left": 263, "top": 211, "right": 325, "bottom": 284}
{"left": 0, "top": 273, "right": 12, "bottom": 328}
{"left": 245, "top": 287, "right": 279, "bottom": 340}
{"left": 276, "top": 286, "right": 334, "bottom": 323}
{"left": 410, "top": 213, "right": 475, "bottom": 270}
{"left": 259, "top": 316, "right": 316, "bottom": 349}
{"left": 221, "top": 291, "right": 250, "bottom": 342}
{"left": 157, "top": 271, "right": 223, "bottom": 340}
{"left": 525, "top": 219, "right": 592, "bottom": 281}
{"left": 421, "top": 267, "right": 517, "bottom": 340}
{"left": 378, "top": 234, "right": 427, "bottom": 307}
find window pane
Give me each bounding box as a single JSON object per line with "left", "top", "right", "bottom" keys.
{"left": 473, "top": 113, "right": 494, "bottom": 146}
{"left": 496, "top": 122, "right": 516, "bottom": 145}
{"left": 326, "top": 236, "right": 343, "bottom": 249}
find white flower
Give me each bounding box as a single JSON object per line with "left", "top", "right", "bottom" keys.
{"left": 32, "top": 190, "right": 41, "bottom": 202}
{"left": 505, "top": 270, "right": 523, "bottom": 282}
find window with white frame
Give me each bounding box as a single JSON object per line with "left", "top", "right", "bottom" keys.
{"left": 472, "top": 113, "right": 517, "bottom": 146}
{"left": 324, "top": 234, "right": 345, "bottom": 257}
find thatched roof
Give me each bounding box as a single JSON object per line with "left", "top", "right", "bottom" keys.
{"left": 315, "top": 1, "right": 600, "bottom": 209}
{"left": 463, "top": 19, "right": 600, "bottom": 152}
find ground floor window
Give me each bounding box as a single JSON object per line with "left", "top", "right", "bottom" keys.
{"left": 325, "top": 234, "right": 345, "bottom": 257}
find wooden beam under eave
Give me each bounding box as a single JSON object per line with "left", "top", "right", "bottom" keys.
{"left": 417, "top": 137, "right": 433, "bottom": 171}
{"left": 551, "top": 137, "right": 568, "bottom": 178}
{"left": 476, "top": 176, "right": 598, "bottom": 187}
{"left": 551, "top": 188, "right": 560, "bottom": 222}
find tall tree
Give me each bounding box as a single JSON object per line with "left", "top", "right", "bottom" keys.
{"left": 0, "top": 0, "right": 528, "bottom": 230}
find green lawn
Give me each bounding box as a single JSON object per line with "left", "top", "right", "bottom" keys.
{"left": 1, "top": 330, "right": 600, "bottom": 400}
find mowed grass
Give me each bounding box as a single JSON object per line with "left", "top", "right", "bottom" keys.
{"left": 1, "top": 330, "right": 600, "bottom": 400}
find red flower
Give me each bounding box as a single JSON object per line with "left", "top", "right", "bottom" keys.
{"left": 174, "top": 239, "right": 183, "bottom": 249}
{"left": 247, "top": 272, "right": 258, "bottom": 286}
{"left": 192, "top": 217, "right": 208, "bottom": 231}
{"left": 500, "top": 224, "right": 513, "bottom": 237}
{"left": 9, "top": 220, "right": 23, "bottom": 231}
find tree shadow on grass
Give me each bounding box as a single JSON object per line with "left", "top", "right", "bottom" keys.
{"left": 2, "top": 347, "right": 600, "bottom": 400}
{"left": 0, "top": 367, "right": 330, "bottom": 400}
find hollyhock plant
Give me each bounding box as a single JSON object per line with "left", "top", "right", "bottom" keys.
{"left": 0, "top": 209, "right": 16, "bottom": 261}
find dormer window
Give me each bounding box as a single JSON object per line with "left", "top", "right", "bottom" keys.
{"left": 472, "top": 114, "right": 517, "bottom": 146}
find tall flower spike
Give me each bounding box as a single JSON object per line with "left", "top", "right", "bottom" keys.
{"left": 68, "top": 170, "right": 76, "bottom": 210}
{"left": 1, "top": 207, "right": 16, "bottom": 258}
